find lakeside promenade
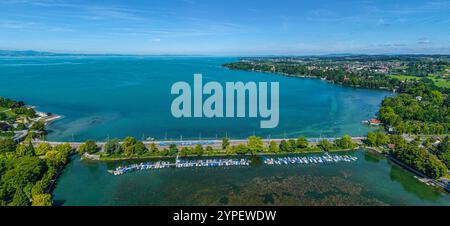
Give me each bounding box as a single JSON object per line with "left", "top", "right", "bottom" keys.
{"left": 32, "top": 136, "right": 367, "bottom": 149}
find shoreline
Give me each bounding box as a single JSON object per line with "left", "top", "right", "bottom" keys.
{"left": 225, "top": 67, "right": 396, "bottom": 92}
{"left": 84, "top": 147, "right": 360, "bottom": 162}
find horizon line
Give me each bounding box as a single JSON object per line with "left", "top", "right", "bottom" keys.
{"left": 2, "top": 49, "right": 450, "bottom": 58}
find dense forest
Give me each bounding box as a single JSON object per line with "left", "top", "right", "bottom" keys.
{"left": 0, "top": 137, "right": 72, "bottom": 206}
{"left": 366, "top": 132, "right": 448, "bottom": 179}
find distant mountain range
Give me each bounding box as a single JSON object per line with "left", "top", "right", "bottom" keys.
{"left": 0, "top": 50, "right": 207, "bottom": 57}
{"left": 0, "top": 50, "right": 72, "bottom": 56}
{"left": 0, "top": 50, "right": 448, "bottom": 57}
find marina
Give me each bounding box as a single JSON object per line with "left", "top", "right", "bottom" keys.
{"left": 54, "top": 150, "right": 450, "bottom": 206}
{"left": 110, "top": 158, "right": 251, "bottom": 175}
{"left": 263, "top": 153, "right": 358, "bottom": 166}
{"left": 110, "top": 153, "right": 358, "bottom": 176}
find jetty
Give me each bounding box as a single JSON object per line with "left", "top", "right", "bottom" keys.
{"left": 109, "top": 153, "right": 359, "bottom": 176}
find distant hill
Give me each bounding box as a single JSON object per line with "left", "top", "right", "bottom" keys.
{"left": 322, "top": 53, "right": 363, "bottom": 57}
{"left": 0, "top": 50, "right": 199, "bottom": 57}
{"left": 0, "top": 50, "right": 67, "bottom": 56}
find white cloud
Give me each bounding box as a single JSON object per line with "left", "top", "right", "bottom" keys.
{"left": 417, "top": 37, "right": 431, "bottom": 44}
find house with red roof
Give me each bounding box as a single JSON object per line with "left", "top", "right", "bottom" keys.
{"left": 369, "top": 119, "right": 381, "bottom": 126}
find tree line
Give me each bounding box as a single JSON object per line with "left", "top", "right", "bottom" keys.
{"left": 77, "top": 135, "right": 358, "bottom": 159}
{"left": 365, "top": 132, "right": 448, "bottom": 179}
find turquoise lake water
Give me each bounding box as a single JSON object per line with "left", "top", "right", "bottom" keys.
{"left": 52, "top": 151, "right": 450, "bottom": 206}
{"left": 0, "top": 56, "right": 390, "bottom": 141}
{"left": 1, "top": 56, "right": 449, "bottom": 206}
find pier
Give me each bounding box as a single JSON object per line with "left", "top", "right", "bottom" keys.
{"left": 110, "top": 158, "right": 251, "bottom": 175}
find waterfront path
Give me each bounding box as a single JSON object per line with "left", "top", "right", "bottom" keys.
{"left": 33, "top": 136, "right": 367, "bottom": 149}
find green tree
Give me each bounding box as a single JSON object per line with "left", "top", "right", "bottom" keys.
{"left": 0, "top": 156, "right": 45, "bottom": 205}
{"left": 159, "top": 148, "right": 169, "bottom": 156}
{"left": 366, "top": 132, "right": 377, "bottom": 147}
{"left": 15, "top": 142, "right": 35, "bottom": 157}
{"left": 235, "top": 144, "right": 249, "bottom": 155}
{"left": 205, "top": 146, "right": 213, "bottom": 154}
{"left": 394, "top": 143, "right": 448, "bottom": 179}
{"left": 0, "top": 112, "right": 7, "bottom": 120}
{"left": 222, "top": 137, "right": 230, "bottom": 150}
{"left": 318, "top": 139, "right": 333, "bottom": 151}
{"left": 168, "top": 144, "right": 178, "bottom": 156}
{"left": 52, "top": 143, "right": 73, "bottom": 155}
{"left": 35, "top": 143, "right": 53, "bottom": 156}
{"left": 0, "top": 138, "right": 16, "bottom": 154}
{"left": 149, "top": 143, "right": 159, "bottom": 155}
{"left": 247, "top": 136, "right": 264, "bottom": 154}
{"left": 379, "top": 106, "right": 400, "bottom": 126}
{"left": 10, "top": 189, "right": 29, "bottom": 206}
{"left": 78, "top": 140, "right": 98, "bottom": 155}
{"left": 16, "top": 123, "right": 26, "bottom": 130}
{"left": 31, "top": 168, "right": 55, "bottom": 196}
{"left": 390, "top": 135, "right": 408, "bottom": 150}
{"left": 30, "top": 121, "right": 45, "bottom": 131}
{"left": 366, "top": 132, "right": 389, "bottom": 147}
{"left": 193, "top": 144, "right": 204, "bottom": 156}
{"left": 334, "top": 135, "right": 357, "bottom": 149}
{"left": 225, "top": 146, "right": 236, "bottom": 156}
{"left": 279, "top": 140, "right": 290, "bottom": 152}
{"left": 296, "top": 137, "right": 309, "bottom": 149}
{"left": 179, "top": 147, "right": 190, "bottom": 157}
{"left": 45, "top": 150, "right": 67, "bottom": 168}
{"left": 31, "top": 194, "right": 52, "bottom": 206}
{"left": 120, "top": 137, "right": 148, "bottom": 156}
{"left": 268, "top": 141, "right": 279, "bottom": 153}
{"left": 436, "top": 136, "right": 450, "bottom": 168}
{"left": 288, "top": 139, "right": 297, "bottom": 151}
{"left": 103, "top": 139, "right": 122, "bottom": 155}
{"left": 429, "top": 90, "right": 443, "bottom": 105}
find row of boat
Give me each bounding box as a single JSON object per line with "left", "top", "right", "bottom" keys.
{"left": 110, "top": 158, "right": 251, "bottom": 175}
{"left": 176, "top": 159, "right": 250, "bottom": 168}
{"left": 110, "top": 154, "right": 358, "bottom": 176}
{"left": 263, "top": 154, "right": 357, "bottom": 165}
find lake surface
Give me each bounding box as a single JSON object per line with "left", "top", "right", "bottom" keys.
{"left": 2, "top": 56, "right": 449, "bottom": 206}
{"left": 0, "top": 56, "right": 390, "bottom": 141}
{"left": 52, "top": 150, "right": 450, "bottom": 206}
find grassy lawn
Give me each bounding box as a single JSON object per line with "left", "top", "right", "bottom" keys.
{"left": 430, "top": 76, "right": 450, "bottom": 88}
{"left": 388, "top": 74, "right": 421, "bottom": 81}
{"left": 388, "top": 74, "right": 450, "bottom": 88}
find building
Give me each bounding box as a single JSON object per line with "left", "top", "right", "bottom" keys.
{"left": 387, "top": 144, "right": 396, "bottom": 149}
{"left": 369, "top": 119, "right": 381, "bottom": 126}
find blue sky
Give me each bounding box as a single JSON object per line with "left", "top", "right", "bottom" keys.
{"left": 1, "top": 0, "right": 449, "bottom": 55}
